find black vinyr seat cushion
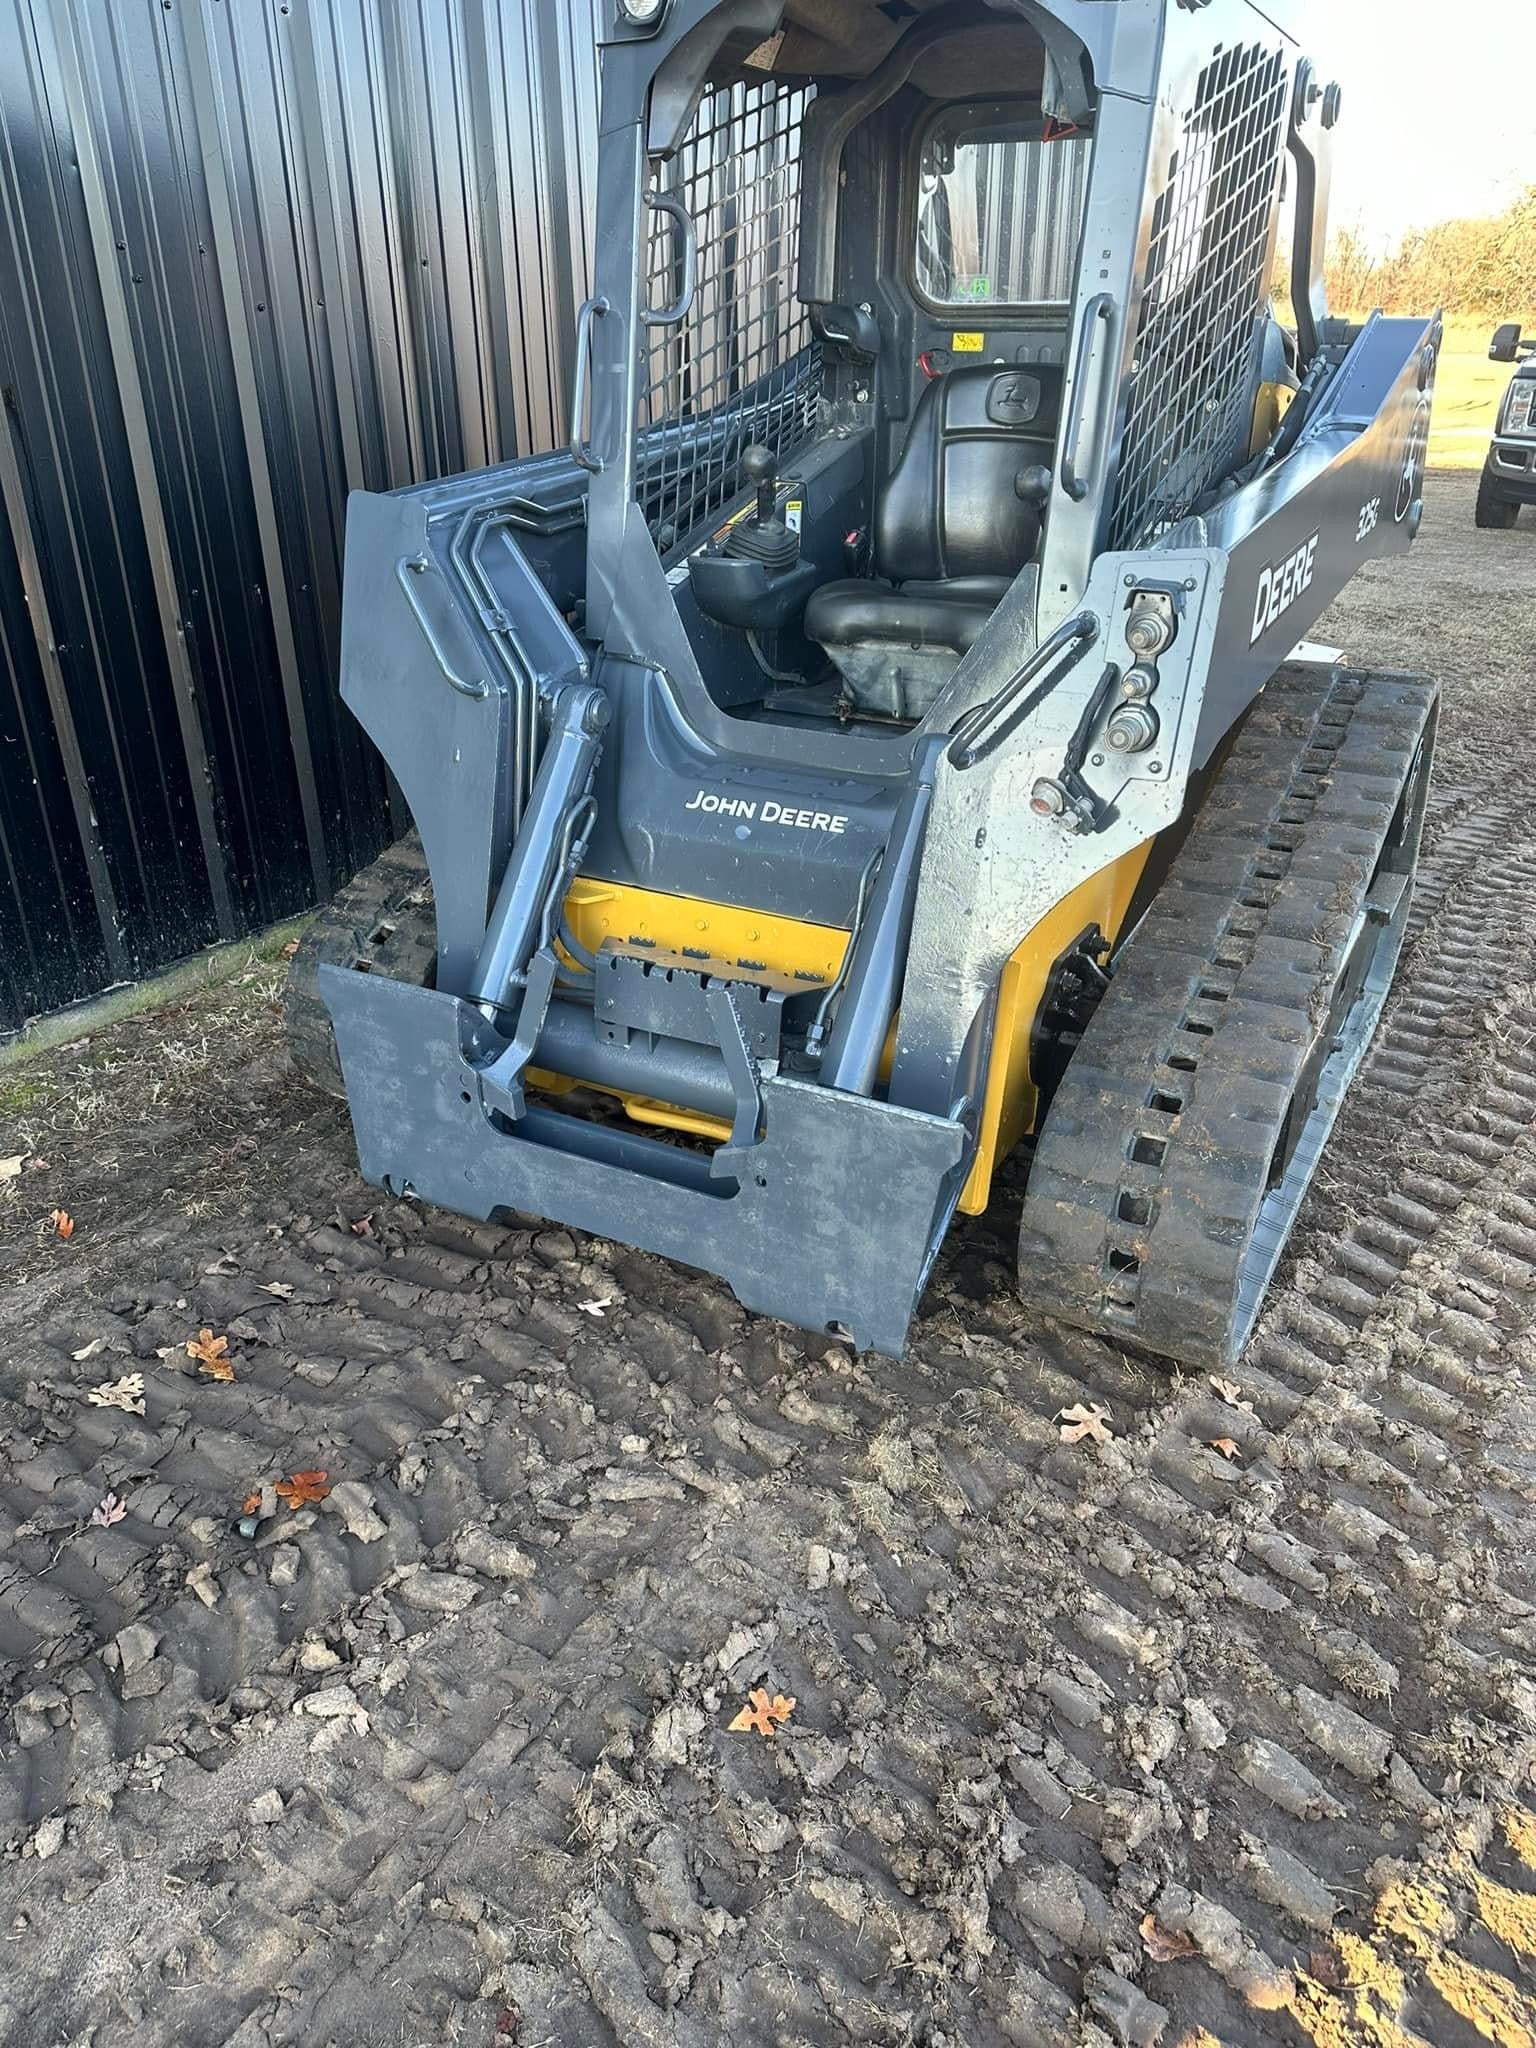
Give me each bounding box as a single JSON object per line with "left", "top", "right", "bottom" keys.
{"left": 804, "top": 575, "right": 1010, "bottom": 656}
{"left": 808, "top": 364, "right": 1063, "bottom": 659}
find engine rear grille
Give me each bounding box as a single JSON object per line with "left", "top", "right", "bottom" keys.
{"left": 637, "top": 80, "right": 821, "bottom": 555}
{"left": 1108, "top": 44, "right": 1289, "bottom": 552}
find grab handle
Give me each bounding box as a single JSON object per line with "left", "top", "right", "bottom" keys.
{"left": 1059, "top": 292, "right": 1113, "bottom": 503}
{"left": 397, "top": 555, "right": 488, "bottom": 700}
{"left": 946, "top": 611, "right": 1099, "bottom": 770}
{"left": 569, "top": 293, "right": 610, "bottom": 475}
{"left": 642, "top": 189, "right": 698, "bottom": 327}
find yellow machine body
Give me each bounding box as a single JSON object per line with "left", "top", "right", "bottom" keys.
{"left": 532, "top": 844, "right": 1151, "bottom": 1214}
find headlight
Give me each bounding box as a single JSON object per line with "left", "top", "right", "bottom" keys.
{"left": 1506, "top": 381, "right": 1535, "bottom": 436}
{"left": 617, "top": 0, "right": 667, "bottom": 23}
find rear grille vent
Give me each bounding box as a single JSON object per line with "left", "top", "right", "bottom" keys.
{"left": 1108, "top": 44, "right": 1289, "bottom": 551}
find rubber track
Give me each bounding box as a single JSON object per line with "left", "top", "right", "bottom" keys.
{"left": 283, "top": 831, "right": 435, "bottom": 1099}
{"left": 1020, "top": 664, "right": 1438, "bottom": 1368}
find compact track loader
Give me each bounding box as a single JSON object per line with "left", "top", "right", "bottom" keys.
{"left": 288, "top": 0, "right": 1440, "bottom": 1367}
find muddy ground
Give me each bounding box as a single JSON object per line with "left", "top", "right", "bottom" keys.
{"left": 2, "top": 471, "right": 1535, "bottom": 2048}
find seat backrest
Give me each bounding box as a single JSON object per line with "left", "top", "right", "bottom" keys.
{"left": 874, "top": 364, "right": 1063, "bottom": 584}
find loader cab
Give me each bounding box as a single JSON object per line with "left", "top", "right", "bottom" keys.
{"left": 587, "top": 2, "right": 1095, "bottom": 742}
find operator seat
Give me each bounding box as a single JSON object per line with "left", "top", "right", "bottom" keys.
{"left": 805, "top": 363, "right": 1062, "bottom": 721}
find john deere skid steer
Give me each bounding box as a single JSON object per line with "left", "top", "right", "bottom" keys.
{"left": 288, "top": 0, "right": 1440, "bottom": 1367}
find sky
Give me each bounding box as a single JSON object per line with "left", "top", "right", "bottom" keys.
{"left": 1314, "top": 2, "right": 1529, "bottom": 248}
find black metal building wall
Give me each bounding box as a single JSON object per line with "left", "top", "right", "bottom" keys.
{"left": 0, "top": 0, "right": 601, "bottom": 1033}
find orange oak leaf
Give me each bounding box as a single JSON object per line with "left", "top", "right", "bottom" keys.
{"left": 728, "top": 1687, "right": 796, "bottom": 1738}
{"left": 242, "top": 1490, "right": 262, "bottom": 1515}
{"left": 274, "top": 1469, "right": 331, "bottom": 1510}
{"left": 1140, "top": 1912, "right": 1199, "bottom": 1963}
{"left": 1208, "top": 1436, "right": 1242, "bottom": 1462}
{"left": 187, "top": 1329, "right": 234, "bottom": 1380}
{"left": 50, "top": 1209, "right": 75, "bottom": 1240}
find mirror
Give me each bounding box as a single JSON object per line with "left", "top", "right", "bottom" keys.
{"left": 1491, "top": 322, "right": 1522, "bottom": 364}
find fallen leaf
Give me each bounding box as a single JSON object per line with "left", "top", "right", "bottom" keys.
{"left": 242, "top": 1490, "right": 262, "bottom": 1514}
{"left": 87, "top": 1373, "right": 146, "bottom": 1416}
{"left": 281, "top": 938, "right": 301, "bottom": 959}
{"left": 30, "top": 1156, "right": 50, "bottom": 1172}
{"left": 728, "top": 1687, "right": 796, "bottom": 1738}
{"left": 90, "top": 1492, "right": 128, "bottom": 1527}
{"left": 1140, "top": 1912, "right": 1199, "bottom": 1963}
{"left": 259, "top": 1281, "right": 295, "bottom": 1299}
{"left": 577, "top": 1296, "right": 614, "bottom": 1318}
{"left": 275, "top": 1469, "right": 331, "bottom": 1510}
{"left": 186, "top": 1329, "right": 235, "bottom": 1381}
{"left": 1307, "top": 1945, "right": 1346, "bottom": 1988}
{"left": 203, "top": 1255, "right": 240, "bottom": 1276}
{"left": 0, "top": 1153, "right": 24, "bottom": 1181}
{"left": 495, "top": 2008, "right": 522, "bottom": 2040}
{"left": 349, "top": 1214, "right": 374, "bottom": 1237}
{"left": 71, "top": 1337, "right": 107, "bottom": 1362}
{"left": 1209, "top": 1436, "right": 1242, "bottom": 1462}
{"left": 1209, "top": 1375, "right": 1256, "bottom": 1415}
{"left": 50, "top": 1209, "right": 75, "bottom": 1240}
{"left": 1057, "top": 1401, "right": 1114, "bottom": 1447}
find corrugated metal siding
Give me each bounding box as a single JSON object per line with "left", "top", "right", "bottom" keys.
{"left": 0, "top": 0, "right": 602, "bottom": 1034}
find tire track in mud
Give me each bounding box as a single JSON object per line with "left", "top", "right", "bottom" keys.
{"left": 2, "top": 782, "right": 1536, "bottom": 2045}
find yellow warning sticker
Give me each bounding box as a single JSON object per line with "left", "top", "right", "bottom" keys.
{"left": 951, "top": 331, "right": 985, "bottom": 353}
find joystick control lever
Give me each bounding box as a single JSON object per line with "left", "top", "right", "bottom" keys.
{"left": 743, "top": 442, "right": 778, "bottom": 526}
{"left": 723, "top": 444, "right": 799, "bottom": 572}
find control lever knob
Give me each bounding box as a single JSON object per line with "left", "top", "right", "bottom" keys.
{"left": 741, "top": 443, "right": 777, "bottom": 524}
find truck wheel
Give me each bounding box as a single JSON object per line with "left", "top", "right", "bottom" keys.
{"left": 1475, "top": 461, "right": 1520, "bottom": 529}
{"left": 285, "top": 834, "right": 436, "bottom": 1099}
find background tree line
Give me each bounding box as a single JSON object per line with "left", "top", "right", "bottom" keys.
{"left": 1322, "top": 185, "right": 1536, "bottom": 323}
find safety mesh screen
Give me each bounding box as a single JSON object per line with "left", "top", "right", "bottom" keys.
{"left": 1107, "top": 44, "right": 1289, "bottom": 551}
{"left": 637, "top": 80, "right": 821, "bottom": 554}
